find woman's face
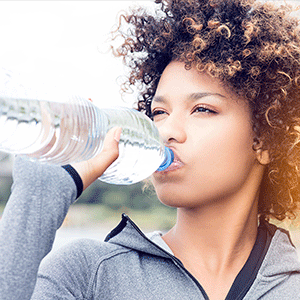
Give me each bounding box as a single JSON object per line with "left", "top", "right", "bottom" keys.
{"left": 151, "top": 61, "right": 264, "bottom": 208}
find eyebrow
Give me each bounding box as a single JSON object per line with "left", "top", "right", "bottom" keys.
{"left": 152, "top": 92, "right": 226, "bottom": 103}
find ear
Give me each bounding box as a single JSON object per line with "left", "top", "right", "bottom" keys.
{"left": 255, "top": 148, "right": 270, "bottom": 165}
{"left": 253, "top": 138, "right": 270, "bottom": 165}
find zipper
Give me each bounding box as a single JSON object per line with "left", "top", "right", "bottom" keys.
{"left": 123, "top": 214, "right": 210, "bottom": 300}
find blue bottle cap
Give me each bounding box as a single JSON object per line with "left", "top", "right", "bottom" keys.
{"left": 157, "top": 147, "right": 174, "bottom": 172}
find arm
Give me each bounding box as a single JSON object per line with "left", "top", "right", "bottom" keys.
{"left": 0, "top": 157, "right": 77, "bottom": 300}
{"left": 0, "top": 127, "right": 121, "bottom": 300}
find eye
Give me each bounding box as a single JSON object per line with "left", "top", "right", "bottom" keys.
{"left": 192, "top": 105, "right": 217, "bottom": 114}
{"left": 151, "top": 109, "right": 167, "bottom": 120}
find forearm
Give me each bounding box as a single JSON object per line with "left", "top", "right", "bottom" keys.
{"left": 0, "top": 157, "right": 78, "bottom": 300}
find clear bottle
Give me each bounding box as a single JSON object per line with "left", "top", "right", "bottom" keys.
{"left": 0, "top": 96, "right": 174, "bottom": 184}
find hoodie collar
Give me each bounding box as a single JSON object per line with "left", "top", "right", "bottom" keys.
{"left": 104, "top": 214, "right": 300, "bottom": 300}
{"left": 105, "top": 214, "right": 300, "bottom": 278}
{"left": 104, "top": 213, "right": 174, "bottom": 259}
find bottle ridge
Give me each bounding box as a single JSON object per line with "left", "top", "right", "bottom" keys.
{"left": 0, "top": 96, "right": 173, "bottom": 184}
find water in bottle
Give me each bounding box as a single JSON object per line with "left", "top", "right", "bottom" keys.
{"left": 0, "top": 96, "right": 174, "bottom": 184}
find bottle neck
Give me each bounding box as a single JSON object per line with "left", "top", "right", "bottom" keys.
{"left": 157, "top": 147, "right": 174, "bottom": 172}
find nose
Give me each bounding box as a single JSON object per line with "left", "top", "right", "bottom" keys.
{"left": 157, "top": 113, "right": 187, "bottom": 145}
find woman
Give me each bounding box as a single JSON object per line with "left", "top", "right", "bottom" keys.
{"left": 0, "top": 0, "right": 300, "bottom": 299}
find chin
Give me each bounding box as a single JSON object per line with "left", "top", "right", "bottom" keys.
{"left": 154, "top": 186, "right": 190, "bottom": 208}
{"left": 158, "top": 197, "right": 181, "bottom": 208}
{"left": 153, "top": 185, "right": 176, "bottom": 206}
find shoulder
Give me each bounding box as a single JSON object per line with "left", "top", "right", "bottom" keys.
{"left": 33, "top": 238, "right": 132, "bottom": 298}
{"left": 40, "top": 238, "right": 131, "bottom": 271}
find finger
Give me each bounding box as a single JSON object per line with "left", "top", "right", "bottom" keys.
{"left": 114, "top": 127, "right": 122, "bottom": 143}
{"left": 99, "top": 126, "right": 122, "bottom": 166}
{"left": 71, "top": 127, "right": 122, "bottom": 190}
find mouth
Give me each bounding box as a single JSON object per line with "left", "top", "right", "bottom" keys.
{"left": 155, "top": 150, "right": 184, "bottom": 174}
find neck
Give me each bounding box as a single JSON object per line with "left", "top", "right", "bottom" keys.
{"left": 163, "top": 193, "right": 259, "bottom": 274}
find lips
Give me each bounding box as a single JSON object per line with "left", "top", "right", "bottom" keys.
{"left": 156, "top": 150, "right": 184, "bottom": 173}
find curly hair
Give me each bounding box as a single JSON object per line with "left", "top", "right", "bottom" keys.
{"left": 112, "top": 0, "right": 300, "bottom": 221}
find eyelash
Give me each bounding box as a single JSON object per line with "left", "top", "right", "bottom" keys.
{"left": 151, "top": 105, "right": 217, "bottom": 118}
{"left": 192, "top": 105, "right": 217, "bottom": 114}
{"left": 151, "top": 110, "right": 166, "bottom": 117}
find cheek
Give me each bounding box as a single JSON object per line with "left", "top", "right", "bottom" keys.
{"left": 188, "top": 120, "right": 256, "bottom": 195}
{"left": 152, "top": 120, "right": 257, "bottom": 207}
{"left": 192, "top": 114, "right": 255, "bottom": 167}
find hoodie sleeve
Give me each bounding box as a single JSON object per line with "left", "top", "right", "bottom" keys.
{"left": 0, "top": 156, "right": 78, "bottom": 300}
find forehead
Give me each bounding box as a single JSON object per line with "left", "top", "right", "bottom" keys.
{"left": 152, "top": 61, "right": 244, "bottom": 106}
{"left": 152, "top": 92, "right": 226, "bottom": 105}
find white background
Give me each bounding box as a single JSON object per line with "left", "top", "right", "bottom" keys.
{"left": 0, "top": 1, "right": 153, "bottom": 108}
{"left": 0, "top": 1, "right": 298, "bottom": 108}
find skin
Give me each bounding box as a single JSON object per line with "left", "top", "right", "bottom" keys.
{"left": 72, "top": 61, "right": 270, "bottom": 300}
{"left": 151, "top": 62, "right": 268, "bottom": 299}
{"left": 151, "top": 62, "right": 265, "bottom": 208}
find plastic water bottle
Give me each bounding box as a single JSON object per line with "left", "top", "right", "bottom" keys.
{"left": 0, "top": 96, "right": 174, "bottom": 184}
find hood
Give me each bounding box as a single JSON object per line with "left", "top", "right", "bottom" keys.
{"left": 259, "top": 222, "right": 300, "bottom": 277}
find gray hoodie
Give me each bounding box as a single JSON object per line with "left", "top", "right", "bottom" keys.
{"left": 0, "top": 157, "right": 300, "bottom": 300}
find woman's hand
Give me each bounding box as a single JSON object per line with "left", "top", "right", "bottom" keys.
{"left": 71, "top": 127, "right": 122, "bottom": 190}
